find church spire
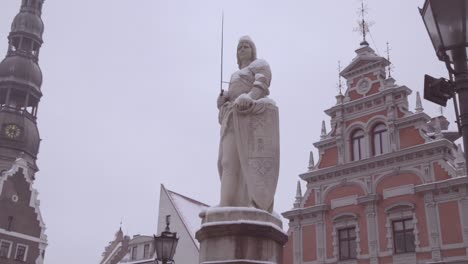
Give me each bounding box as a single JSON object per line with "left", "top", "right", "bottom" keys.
{"left": 0, "top": 0, "right": 45, "bottom": 173}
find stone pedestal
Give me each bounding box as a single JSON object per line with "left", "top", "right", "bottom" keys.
{"left": 195, "top": 207, "right": 288, "bottom": 264}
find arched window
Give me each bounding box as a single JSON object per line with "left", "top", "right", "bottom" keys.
{"left": 351, "top": 129, "right": 365, "bottom": 161}
{"left": 373, "top": 124, "right": 389, "bottom": 156}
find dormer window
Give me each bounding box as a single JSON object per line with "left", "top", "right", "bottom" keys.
{"left": 373, "top": 123, "right": 389, "bottom": 156}
{"left": 351, "top": 129, "right": 365, "bottom": 161}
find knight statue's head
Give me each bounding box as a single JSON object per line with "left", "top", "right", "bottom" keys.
{"left": 237, "top": 36, "right": 257, "bottom": 69}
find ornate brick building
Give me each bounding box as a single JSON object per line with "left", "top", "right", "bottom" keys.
{"left": 282, "top": 43, "right": 468, "bottom": 264}
{"left": 0, "top": 0, "right": 47, "bottom": 263}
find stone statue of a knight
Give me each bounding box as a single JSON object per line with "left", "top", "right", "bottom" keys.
{"left": 216, "top": 36, "right": 280, "bottom": 213}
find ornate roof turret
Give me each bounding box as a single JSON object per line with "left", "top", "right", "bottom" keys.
{"left": 12, "top": 0, "right": 45, "bottom": 42}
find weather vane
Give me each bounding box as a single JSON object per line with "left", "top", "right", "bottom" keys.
{"left": 354, "top": 0, "right": 373, "bottom": 46}
{"left": 386, "top": 42, "right": 394, "bottom": 78}
{"left": 337, "top": 61, "right": 343, "bottom": 95}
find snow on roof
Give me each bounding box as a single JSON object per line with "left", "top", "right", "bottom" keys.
{"left": 165, "top": 188, "right": 209, "bottom": 248}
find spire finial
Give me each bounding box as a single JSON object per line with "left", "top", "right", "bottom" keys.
{"left": 308, "top": 151, "right": 315, "bottom": 170}
{"left": 320, "top": 120, "right": 327, "bottom": 139}
{"left": 386, "top": 41, "right": 394, "bottom": 78}
{"left": 434, "top": 115, "right": 442, "bottom": 138}
{"left": 439, "top": 106, "right": 444, "bottom": 116}
{"left": 337, "top": 61, "right": 343, "bottom": 95}
{"left": 415, "top": 91, "right": 424, "bottom": 113}
{"left": 354, "top": 0, "right": 372, "bottom": 46}
{"left": 294, "top": 181, "right": 302, "bottom": 208}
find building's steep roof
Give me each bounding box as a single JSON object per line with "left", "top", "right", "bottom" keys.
{"left": 162, "top": 185, "right": 209, "bottom": 248}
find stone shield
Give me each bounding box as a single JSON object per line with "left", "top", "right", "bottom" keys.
{"left": 233, "top": 102, "right": 280, "bottom": 211}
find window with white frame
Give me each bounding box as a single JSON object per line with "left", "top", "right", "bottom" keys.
{"left": 385, "top": 203, "right": 420, "bottom": 253}
{"left": 373, "top": 123, "right": 389, "bottom": 156}
{"left": 393, "top": 218, "right": 415, "bottom": 253}
{"left": 0, "top": 240, "right": 12, "bottom": 258}
{"left": 351, "top": 129, "right": 365, "bottom": 161}
{"left": 14, "top": 244, "right": 27, "bottom": 262}
{"left": 332, "top": 214, "right": 361, "bottom": 260}
{"left": 338, "top": 227, "right": 357, "bottom": 260}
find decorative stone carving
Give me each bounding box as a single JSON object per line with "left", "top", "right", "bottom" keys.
{"left": 217, "top": 36, "right": 279, "bottom": 212}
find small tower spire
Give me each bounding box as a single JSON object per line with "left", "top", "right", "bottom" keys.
{"left": 386, "top": 42, "right": 394, "bottom": 78}
{"left": 308, "top": 151, "right": 315, "bottom": 170}
{"left": 434, "top": 115, "right": 442, "bottom": 139}
{"left": 415, "top": 91, "right": 424, "bottom": 113}
{"left": 320, "top": 120, "right": 327, "bottom": 139}
{"left": 337, "top": 61, "right": 343, "bottom": 95}
{"left": 294, "top": 181, "right": 302, "bottom": 208}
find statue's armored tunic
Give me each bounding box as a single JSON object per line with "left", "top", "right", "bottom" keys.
{"left": 217, "top": 37, "right": 279, "bottom": 212}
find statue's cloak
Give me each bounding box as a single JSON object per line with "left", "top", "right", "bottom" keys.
{"left": 232, "top": 100, "right": 280, "bottom": 211}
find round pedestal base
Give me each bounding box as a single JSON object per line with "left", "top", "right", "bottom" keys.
{"left": 195, "top": 207, "right": 288, "bottom": 264}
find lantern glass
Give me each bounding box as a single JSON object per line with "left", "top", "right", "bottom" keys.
{"left": 421, "top": 0, "right": 468, "bottom": 62}
{"left": 154, "top": 233, "right": 179, "bottom": 262}
{"left": 434, "top": 0, "right": 464, "bottom": 48}
{"left": 422, "top": 1, "right": 443, "bottom": 55}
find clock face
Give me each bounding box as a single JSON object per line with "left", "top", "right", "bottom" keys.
{"left": 4, "top": 124, "right": 21, "bottom": 139}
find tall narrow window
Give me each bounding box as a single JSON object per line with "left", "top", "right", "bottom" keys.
{"left": 351, "top": 129, "right": 365, "bottom": 161}
{"left": 338, "top": 227, "right": 357, "bottom": 260}
{"left": 143, "top": 244, "right": 150, "bottom": 258}
{"left": 131, "top": 246, "right": 137, "bottom": 260}
{"left": 0, "top": 241, "right": 11, "bottom": 258}
{"left": 373, "top": 124, "right": 389, "bottom": 155}
{"left": 14, "top": 244, "right": 27, "bottom": 261}
{"left": 393, "top": 219, "right": 415, "bottom": 253}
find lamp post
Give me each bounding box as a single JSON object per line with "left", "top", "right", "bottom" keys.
{"left": 420, "top": 0, "right": 468, "bottom": 165}
{"left": 154, "top": 215, "right": 179, "bottom": 264}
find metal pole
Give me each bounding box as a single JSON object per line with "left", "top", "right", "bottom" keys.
{"left": 453, "top": 47, "right": 468, "bottom": 165}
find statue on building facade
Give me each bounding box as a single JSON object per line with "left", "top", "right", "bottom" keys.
{"left": 216, "top": 36, "right": 279, "bottom": 213}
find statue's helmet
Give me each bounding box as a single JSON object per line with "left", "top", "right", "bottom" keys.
{"left": 237, "top": 36, "right": 257, "bottom": 68}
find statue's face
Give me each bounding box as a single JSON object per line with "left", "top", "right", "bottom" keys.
{"left": 237, "top": 41, "right": 253, "bottom": 63}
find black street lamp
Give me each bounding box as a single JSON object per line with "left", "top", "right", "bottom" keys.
{"left": 154, "top": 215, "right": 179, "bottom": 264}
{"left": 420, "top": 0, "right": 468, "bottom": 164}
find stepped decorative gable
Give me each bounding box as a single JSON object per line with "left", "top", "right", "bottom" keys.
{"left": 282, "top": 43, "right": 468, "bottom": 264}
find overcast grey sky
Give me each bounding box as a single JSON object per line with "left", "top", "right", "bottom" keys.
{"left": 0, "top": 0, "right": 454, "bottom": 263}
